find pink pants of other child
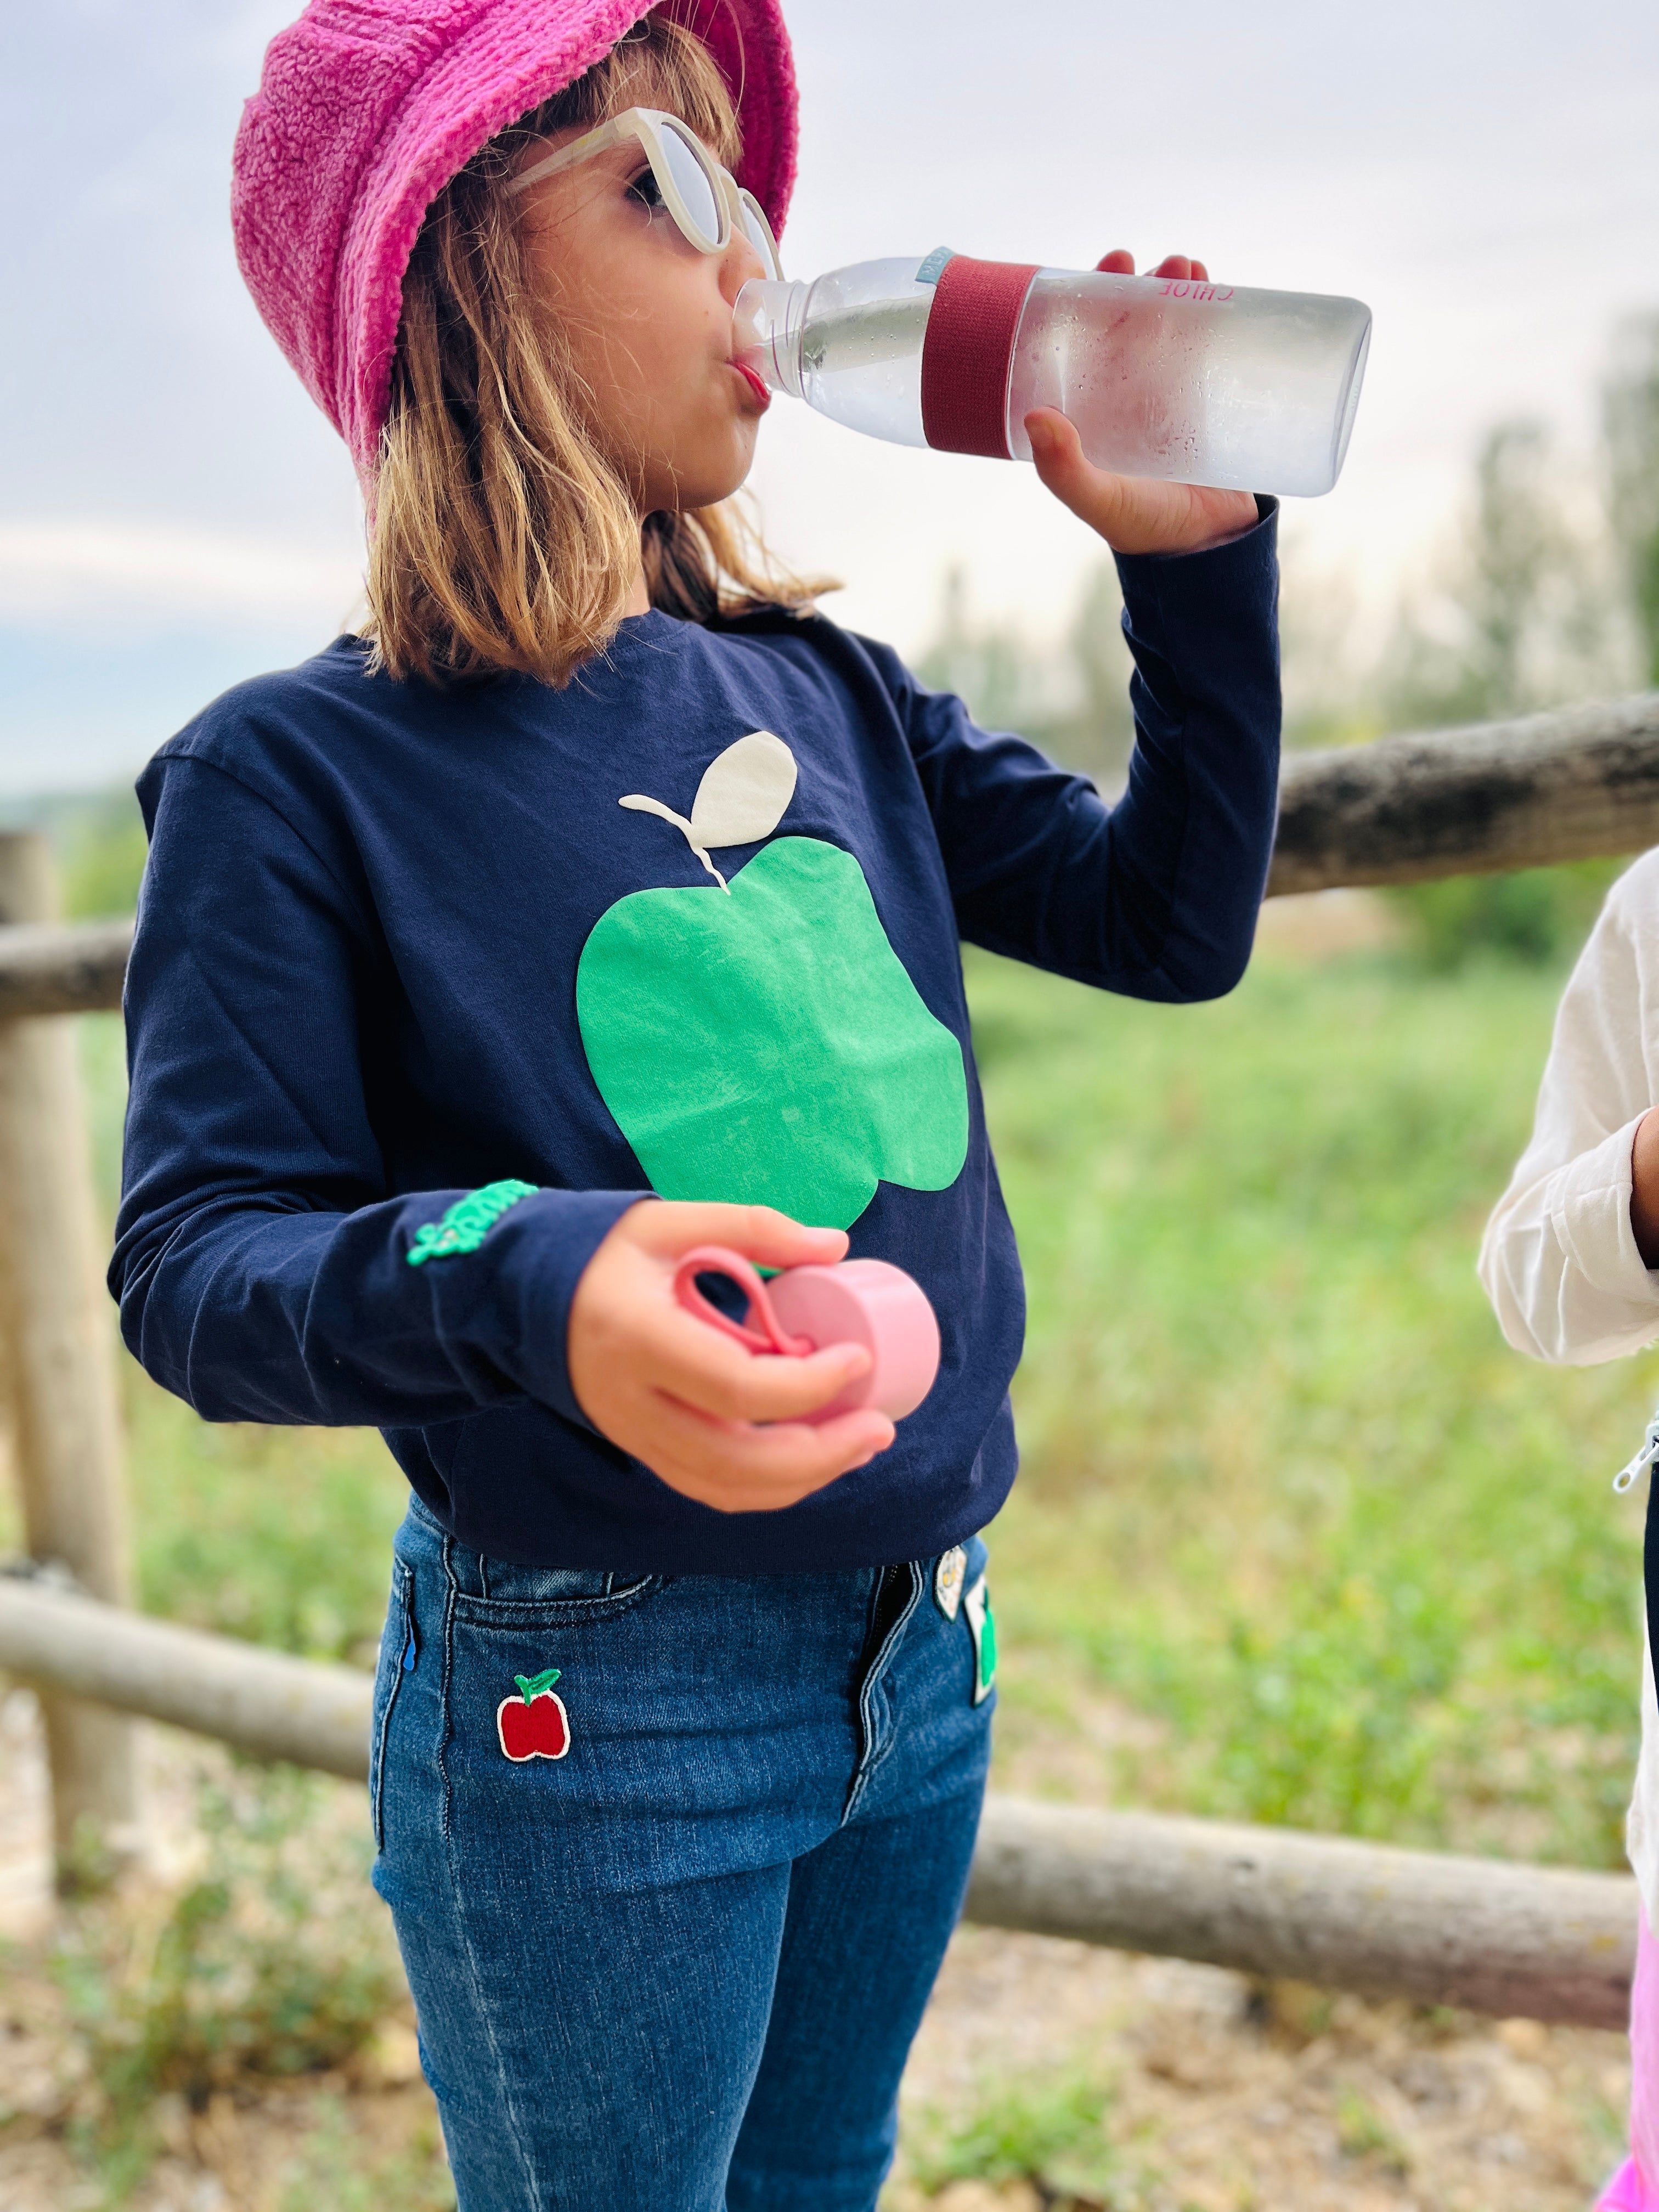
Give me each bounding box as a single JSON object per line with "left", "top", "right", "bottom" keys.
{"left": 1600, "top": 1904, "right": 1659, "bottom": 2211}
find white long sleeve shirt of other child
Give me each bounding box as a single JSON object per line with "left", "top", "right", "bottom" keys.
{"left": 1480, "top": 848, "right": 1659, "bottom": 1924}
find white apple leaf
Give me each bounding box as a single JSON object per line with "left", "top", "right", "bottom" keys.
{"left": 687, "top": 731, "right": 797, "bottom": 851}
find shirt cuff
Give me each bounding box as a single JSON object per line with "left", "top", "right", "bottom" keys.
{"left": 1138, "top": 494, "right": 1279, "bottom": 563}
{"left": 1549, "top": 1114, "right": 1659, "bottom": 1310}
{"left": 426, "top": 1187, "right": 653, "bottom": 1430}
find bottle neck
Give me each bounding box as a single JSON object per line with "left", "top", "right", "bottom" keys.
{"left": 733, "top": 278, "right": 810, "bottom": 399}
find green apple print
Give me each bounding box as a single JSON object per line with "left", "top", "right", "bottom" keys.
{"left": 575, "top": 732, "right": 969, "bottom": 1228}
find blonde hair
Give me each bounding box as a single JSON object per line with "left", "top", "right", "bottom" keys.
{"left": 365, "top": 14, "right": 827, "bottom": 688}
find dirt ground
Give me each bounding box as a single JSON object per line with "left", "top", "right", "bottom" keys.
{"left": 896, "top": 1934, "right": 1628, "bottom": 2211}
{"left": 0, "top": 1684, "right": 1632, "bottom": 2211}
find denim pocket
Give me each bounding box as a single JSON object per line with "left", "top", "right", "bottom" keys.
{"left": 370, "top": 1560, "right": 415, "bottom": 1850}
{"left": 448, "top": 1556, "right": 664, "bottom": 1628}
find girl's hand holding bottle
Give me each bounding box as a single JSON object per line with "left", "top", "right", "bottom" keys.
{"left": 1026, "top": 251, "right": 1262, "bottom": 557}
{"left": 568, "top": 1201, "right": 896, "bottom": 1512}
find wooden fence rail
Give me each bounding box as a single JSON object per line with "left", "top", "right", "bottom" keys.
{"left": 1268, "top": 692, "right": 1659, "bottom": 897}
{"left": 0, "top": 918, "right": 133, "bottom": 1022}
{"left": 0, "top": 1574, "right": 1637, "bottom": 2029}
{"left": 0, "top": 1572, "right": 373, "bottom": 1780}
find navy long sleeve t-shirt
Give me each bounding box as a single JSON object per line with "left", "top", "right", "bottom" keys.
{"left": 113, "top": 506, "right": 1280, "bottom": 1573}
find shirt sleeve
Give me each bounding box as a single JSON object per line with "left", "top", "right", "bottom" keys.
{"left": 1478, "top": 865, "right": 1659, "bottom": 1365}
{"left": 888, "top": 501, "right": 1281, "bottom": 1002}
{"left": 111, "top": 754, "right": 642, "bottom": 1428}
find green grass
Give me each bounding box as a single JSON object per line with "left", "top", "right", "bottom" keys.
{"left": 904, "top": 2068, "right": 1128, "bottom": 2203}
{"left": 276, "top": 2099, "right": 456, "bottom": 2212}
{"left": 123, "top": 1390, "right": 408, "bottom": 1664}
{"left": 975, "top": 942, "right": 1654, "bottom": 1866}
{"left": 53, "top": 1770, "right": 403, "bottom": 2200}
{"left": 30, "top": 929, "right": 1655, "bottom": 1868}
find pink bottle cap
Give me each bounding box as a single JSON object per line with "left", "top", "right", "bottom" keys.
{"left": 672, "top": 1246, "right": 941, "bottom": 1426}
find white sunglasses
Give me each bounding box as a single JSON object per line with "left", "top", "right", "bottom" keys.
{"left": 507, "top": 106, "right": 783, "bottom": 281}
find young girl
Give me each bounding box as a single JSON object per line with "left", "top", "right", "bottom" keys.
{"left": 114, "top": 1, "right": 1282, "bottom": 2202}
{"left": 1481, "top": 856, "right": 1659, "bottom": 2212}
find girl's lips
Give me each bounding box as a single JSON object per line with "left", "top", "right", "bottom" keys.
{"left": 731, "top": 359, "right": 771, "bottom": 411}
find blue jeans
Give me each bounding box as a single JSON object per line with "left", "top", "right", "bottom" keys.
{"left": 370, "top": 1497, "right": 994, "bottom": 2210}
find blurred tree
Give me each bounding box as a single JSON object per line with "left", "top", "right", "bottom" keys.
{"left": 1381, "top": 420, "right": 1628, "bottom": 731}
{"left": 61, "top": 799, "right": 149, "bottom": 919}
{"left": 0, "top": 788, "right": 149, "bottom": 918}
{"left": 912, "top": 567, "right": 1056, "bottom": 738}
{"left": 1380, "top": 417, "right": 1641, "bottom": 968}
{"left": 1604, "top": 313, "right": 1659, "bottom": 686}
{"left": 913, "top": 563, "right": 1136, "bottom": 793}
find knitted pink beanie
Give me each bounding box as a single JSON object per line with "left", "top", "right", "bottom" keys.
{"left": 232, "top": 0, "right": 798, "bottom": 483}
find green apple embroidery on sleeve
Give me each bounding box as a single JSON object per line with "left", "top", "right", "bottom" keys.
{"left": 575, "top": 733, "right": 969, "bottom": 1230}
{"left": 406, "top": 1178, "right": 539, "bottom": 1266}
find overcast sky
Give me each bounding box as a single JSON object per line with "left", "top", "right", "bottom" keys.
{"left": 2, "top": 0, "right": 1656, "bottom": 797}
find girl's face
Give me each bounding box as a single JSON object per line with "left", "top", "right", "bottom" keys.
{"left": 517, "top": 121, "right": 771, "bottom": 518}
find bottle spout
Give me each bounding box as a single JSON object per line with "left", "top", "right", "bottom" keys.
{"left": 733, "top": 276, "right": 808, "bottom": 399}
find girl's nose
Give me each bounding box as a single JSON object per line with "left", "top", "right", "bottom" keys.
{"left": 719, "top": 229, "right": 768, "bottom": 306}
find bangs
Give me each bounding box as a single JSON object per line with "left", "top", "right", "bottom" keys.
{"left": 516, "top": 16, "right": 743, "bottom": 172}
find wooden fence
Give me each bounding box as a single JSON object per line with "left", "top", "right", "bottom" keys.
{"left": 2, "top": 687, "right": 1657, "bottom": 2025}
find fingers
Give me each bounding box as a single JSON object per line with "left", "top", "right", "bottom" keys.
{"left": 662, "top": 1394, "right": 894, "bottom": 1477}
{"left": 582, "top": 1195, "right": 883, "bottom": 1417}
{"left": 630, "top": 1397, "right": 898, "bottom": 1513}
{"left": 1025, "top": 407, "right": 1260, "bottom": 556}
{"left": 627, "top": 1200, "right": 849, "bottom": 1271}
{"left": 567, "top": 1194, "right": 904, "bottom": 1512}
{"left": 1105, "top": 254, "right": 1211, "bottom": 284}
{"left": 1025, "top": 408, "right": 1121, "bottom": 536}
{"left": 644, "top": 1306, "right": 875, "bottom": 1424}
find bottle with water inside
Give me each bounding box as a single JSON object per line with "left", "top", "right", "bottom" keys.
{"left": 735, "top": 249, "right": 1371, "bottom": 497}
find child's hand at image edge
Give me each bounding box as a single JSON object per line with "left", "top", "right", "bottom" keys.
{"left": 568, "top": 1200, "right": 896, "bottom": 1513}
{"left": 1027, "top": 250, "right": 1262, "bottom": 559}
{"left": 1631, "top": 1108, "right": 1659, "bottom": 1267}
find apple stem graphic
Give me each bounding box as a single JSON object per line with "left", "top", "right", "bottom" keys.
{"left": 619, "top": 795, "right": 731, "bottom": 893}
{"left": 515, "top": 1668, "right": 562, "bottom": 1703}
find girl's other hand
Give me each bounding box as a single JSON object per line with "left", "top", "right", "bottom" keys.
{"left": 567, "top": 1200, "right": 896, "bottom": 1512}
{"left": 1632, "top": 1108, "right": 1659, "bottom": 1268}
{"left": 1026, "top": 249, "right": 1261, "bottom": 559}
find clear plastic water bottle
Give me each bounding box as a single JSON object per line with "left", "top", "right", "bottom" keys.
{"left": 735, "top": 250, "right": 1372, "bottom": 497}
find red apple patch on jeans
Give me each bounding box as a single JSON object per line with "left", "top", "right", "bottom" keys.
{"left": 497, "top": 1668, "right": 570, "bottom": 1762}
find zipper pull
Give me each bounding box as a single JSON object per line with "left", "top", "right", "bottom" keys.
{"left": 1613, "top": 1412, "right": 1659, "bottom": 1493}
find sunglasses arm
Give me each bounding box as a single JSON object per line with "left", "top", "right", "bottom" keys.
{"left": 506, "top": 114, "right": 634, "bottom": 199}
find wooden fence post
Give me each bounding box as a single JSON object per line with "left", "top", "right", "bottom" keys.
{"left": 0, "top": 831, "right": 138, "bottom": 1878}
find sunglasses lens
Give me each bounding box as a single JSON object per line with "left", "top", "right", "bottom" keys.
{"left": 737, "top": 191, "right": 783, "bottom": 280}
{"left": 658, "top": 122, "right": 723, "bottom": 248}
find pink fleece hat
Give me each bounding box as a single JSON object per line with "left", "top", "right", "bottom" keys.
{"left": 232, "top": 0, "right": 798, "bottom": 483}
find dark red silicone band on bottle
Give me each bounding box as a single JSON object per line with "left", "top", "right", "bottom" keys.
{"left": 919, "top": 255, "right": 1041, "bottom": 460}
